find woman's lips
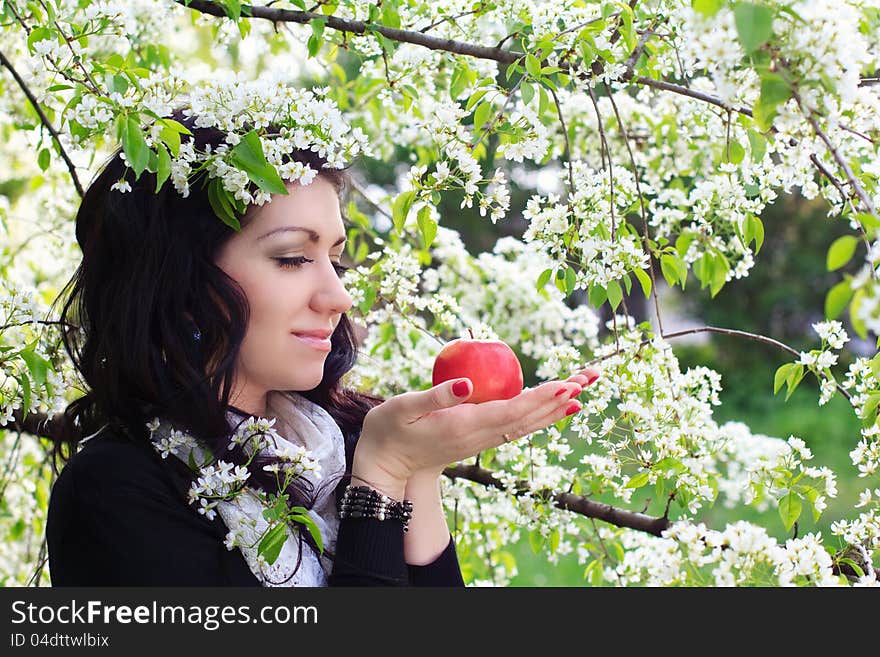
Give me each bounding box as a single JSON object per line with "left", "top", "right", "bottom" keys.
{"left": 293, "top": 333, "right": 332, "bottom": 352}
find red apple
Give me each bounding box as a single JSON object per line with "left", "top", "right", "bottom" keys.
{"left": 432, "top": 337, "right": 524, "bottom": 403}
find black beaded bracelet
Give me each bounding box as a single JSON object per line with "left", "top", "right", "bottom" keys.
{"left": 338, "top": 485, "right": 414, "bottom": 532}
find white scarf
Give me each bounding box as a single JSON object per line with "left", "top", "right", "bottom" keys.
{"left": 149, "top": 391, "right": 346, "bottom": 586}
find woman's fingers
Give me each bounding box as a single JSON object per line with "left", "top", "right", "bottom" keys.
{"left": 566, "top": 366, "right": 601, "bottom": 387}
{"left": 503, "top": 397, "right": 582, "bottom": 446}
{"left": 464, "top": 380, "right": 581, "bottom": 450}
{"left": 487, "top": 372, "right": 597, "bottom": 447}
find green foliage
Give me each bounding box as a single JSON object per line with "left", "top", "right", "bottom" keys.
{"left": 734, "top": 3, "right": 775, "bottom": 53}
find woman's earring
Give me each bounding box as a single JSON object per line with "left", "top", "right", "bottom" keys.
{"left": 192, "top": 327, "right": 202, "bottom": 342}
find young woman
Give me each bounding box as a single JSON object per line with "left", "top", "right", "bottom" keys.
{"left": 45, "top": 108, "right": 598, "bottom": 586}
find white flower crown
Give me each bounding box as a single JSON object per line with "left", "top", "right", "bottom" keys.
{"left": 115, "top": 74, "right": 372, "bottom": 230}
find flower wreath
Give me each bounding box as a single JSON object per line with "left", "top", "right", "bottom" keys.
{"left": 113, "top": 73, "right": 372, "bottom": 230}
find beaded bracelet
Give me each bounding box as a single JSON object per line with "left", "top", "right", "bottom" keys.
{"left": 338, "top": 485, "right": 414, "bottom": 532}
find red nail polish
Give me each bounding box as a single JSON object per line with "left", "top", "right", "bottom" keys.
{"left": 452, "top": 380, "right": 470, "bottom": 397}
{"left": 554, "top": 387, "right": 567, "bottom": 397}
{"left": 586, "top": 372, "right": 600, "bottom": 385}
{"left": 565, "top": 402, "right": 581, "bottom": 416}
{"left": 569, "top": 387, "right": 582, "bottom": 399}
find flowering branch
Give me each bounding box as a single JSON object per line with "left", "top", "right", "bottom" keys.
{"left": 797, "top": 95, "right": 878, "bottom": 221}
{"left": 603, "top": 81, "right": 665, "bottom": 338}
{"left": 0, "top": 49, "right": 84, "bottom": 198}
{"left": 444, "top": 462, "right": 671, "bottom": 536}
{"left": 176, "top": 0, "right": 522, "bottom": 65}
{"left": 586, "top": 324, "right": 853, "bottom": 403}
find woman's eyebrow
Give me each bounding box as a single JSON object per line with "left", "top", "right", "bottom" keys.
{"left": 257, "top": 226, "right": 346, "bottom": 246}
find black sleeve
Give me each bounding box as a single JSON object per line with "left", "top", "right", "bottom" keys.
{"left": 46, "top": 433, "right": 258, "bottom": 587}
{"left": 408, "top": 535, "right": 465, "bottom": 587}
{"left": 327, "top": 517, "right": 410, "bottom": 586}
{"left": 328, "top": 520, "right": 465, "bottom": 587}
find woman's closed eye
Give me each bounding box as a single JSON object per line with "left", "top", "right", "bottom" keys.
{"left": 275, "top": 256, "right": 349, "bottom": 276}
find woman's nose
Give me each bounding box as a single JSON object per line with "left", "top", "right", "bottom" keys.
{"left": 313, "top": 260, "right": 353, "bottom": 314}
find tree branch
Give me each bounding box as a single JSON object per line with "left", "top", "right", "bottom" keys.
{"left": 604, "top": 81, "right": 665, "bottom": 338}
{"left": 586, "top": 324, "right": 853, "bottom": 403}
{"left": 0, "top": 49, "right": 84, "bottom": 198}
{"left": 795, "top": 92, "right": 878, "bottom": 221}
{"left": 443, "top": 463, "right": 671, "bottom": 536}
{"left": 176, "top": 0, "right": 522, "bottom": 65}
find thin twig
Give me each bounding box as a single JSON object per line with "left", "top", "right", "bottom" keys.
{"left": 604, "top": 81, "right": 665, "bottom": 337}
{"left": 0, "top": 49, "right": 84, "bottom": 197}
{"left": 797, "top": 94, "right": 878, "bottom": 221}
{"left": 548, "top": 86, "right": 575, "bottom": 200}
{"left": 585, "top": 324, "right": 853, "bottom": 403}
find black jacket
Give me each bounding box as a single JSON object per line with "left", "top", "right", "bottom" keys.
{"left": 46, "top": 429, "right": 464, "bottom": 586}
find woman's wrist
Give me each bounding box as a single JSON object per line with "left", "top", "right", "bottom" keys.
{"left": 351, "top": 444, "right": 408, "bottom": 501}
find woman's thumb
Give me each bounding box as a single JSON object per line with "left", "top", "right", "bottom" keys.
{"left": 402, "top": 378, "right": 472, "bottom": 423}
{"left": 449, "top": 378, "right": 472, "bottom": 402}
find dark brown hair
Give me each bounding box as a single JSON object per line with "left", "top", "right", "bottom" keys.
{"left": 49, "top": 110, "right": 381, "bottom": 578}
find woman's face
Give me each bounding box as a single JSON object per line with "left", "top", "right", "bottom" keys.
{"left": 214, "top": 176, "right": 353, "bottom": 416}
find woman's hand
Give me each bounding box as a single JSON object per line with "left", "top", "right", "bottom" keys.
{"left": 352, "top": 366, "right": 601, "bottom": 499}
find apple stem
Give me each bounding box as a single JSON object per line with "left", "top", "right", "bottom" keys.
{"left": 468, "top": 327, "right": 474, "bottom": 339}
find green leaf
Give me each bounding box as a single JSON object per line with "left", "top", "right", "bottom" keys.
{"left": 121, "top": 114, "right": 149, "bottom": 178}
{"left": 850, "top": 289, "right": 868, "bottom": 339}
{"left": 749, "top": 215, "right": 765, "bottom": 253}
{"left": 861, "top": 392, "right": 880, "bottom": 422}
{"left": 825, "top": 279, "right": 854, "bottom": 319}
{"left": 520, "top": 81, "right": 535, "bottom": 105}
{"left": 391, "top": 190, "right": 417, "bottom": 233}
{"left": 709, "top": 253, "right": 729, "bottom": 298}
{"left": 207, "top": 177, "right": 242, "bottom": 230}
{"left": 358, "top": 285, "right": 377, "bottom": 315}
{"left": 693, "top": 0, "right": 724, "bottom": 16}
{"left": 416, "top": 205, "right": 437, "bottom": 249}
{"left": 290, "top": 513, "right": 323, "bottom": 554}
{"left": 536, "top": 268, "right": 552, "bottom": 292}
{"left": 465, "top": 88, "right": 489, "bottom": 112}
{"left": 307, "top": 18, "right": 325, "bottom": 58}
{"left": 661, "top": 253, "right": 689, "bottom": 290}
{"left": 747, "top": 129, "right": 767, "bottom": 162}
{"left": 37, "top": 148, "right": 50, "bottom": 171}
{"left": 838, "top": 557, "right": 865, "bottom": 579}
{"left": 158, "top": 118, "right": 190, "bottom": 158}
{"left": 734, "top": 3, "right": 774, "bottom": 53}
{"left": 473, "top": 100, "right": 493, "bottom": 132}
{"left": 220, "top": 0, "right": 242, "bottom": 20}
{"left": 727, "top": 140, "right": 745, "bottom": 164}
{"left": 19, "top": 346, "right": 49, "bottom": 390}
{"left": 258, "top": 523, "right": 288, "bottom": 565}
{"left": 754, "top": 73, "right": 792, "bottom": 131}
{"left": 525, "top": 54, "right": 542, "bottom": 78}
{"left": 528, "top": 528, "right": 545, "bottom": 554}
{"left": 854, "top": 211, "right": 880, "bottom": 232}
{"left": 606, "top": 279, "right": 623, "bottom": 310}
{"left": 18, "top": 373, "right": 31, "bottom": 423}
{"left": 774, "top": 363, "right": 795, "bottom": 394}
{"left": 778, "top": 491, "right": 802, "bottom": 531}
{"left": 785, "top": 364, "right": 805, "bottom": 402}
{"left": 675, "top": 231, "right": 696, "bottom": 259}
{"left": 625, "top": 471, "right": 651, "bottom": 489}
{"left": 155, "top": 143, "right": 171, "bottom": 192}
{"left": 588, "top": 283, "right": 607, "bottom": 308}
{"left": 450, "top": 64, "right": 469, "bottom": 99}
{"left": 564, "top": 266, "right": 577, "bottom": 295}
{"left": 633, "top": 267, "right": 652, "bottom": 298}
{"left": 826, "top": 235, "right": 858, "bottom": 271}
{"left": 229, "top": 129, "right": 288, "bottom": 195}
